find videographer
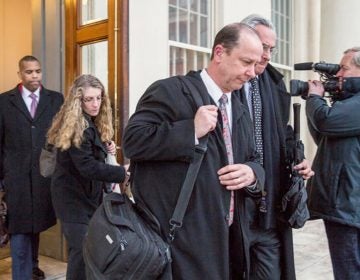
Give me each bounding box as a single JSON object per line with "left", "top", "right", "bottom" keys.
{"left": 306, "top": 46, "right": 360, "bottom": 280}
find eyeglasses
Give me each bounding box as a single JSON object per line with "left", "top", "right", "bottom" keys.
{"left": 262, "top": 43, "right": 278, "bottom": 56}
{"left": 82, "top": 96, "right": 103, "bottom": 103}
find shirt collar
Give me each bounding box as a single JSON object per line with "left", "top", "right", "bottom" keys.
{"left": 200, "top": 69, "right": 231, "bottom": 106}
{"left": 21, "top": 84, "right": 41, "bottom": 99}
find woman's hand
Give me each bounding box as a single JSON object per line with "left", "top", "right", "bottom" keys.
{"left": 106, "top": 141, "right": 117, "bottom": 155}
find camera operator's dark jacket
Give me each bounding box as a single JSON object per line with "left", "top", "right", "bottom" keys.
{"left": 306, "top": 91, "right": 360, "bottom": 228}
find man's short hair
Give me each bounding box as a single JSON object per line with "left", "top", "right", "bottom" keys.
{"left": 210, "top": 23, "right": 258, "bottom": 60}
{"left": 241, "top": 14, "right": 274, "bottom": 30}
{"left": 344, "top": 47, "right": 360, "bottom": 68}
{"left": 18, "top": 55, "right": 40, "bottom": 69}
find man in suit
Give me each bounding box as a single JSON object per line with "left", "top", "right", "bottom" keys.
{"left": 123, "top": 23, "right": 265, "bottom": 279}
{"left": 0, "top": 55, "right": 64, "bottom": 280}
{"left": 236, "top": 15, "right": 314, "bottom": 279}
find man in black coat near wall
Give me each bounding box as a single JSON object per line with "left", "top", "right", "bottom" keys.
{"left": 123, "top": 23, "right": 265, "bottom": 279}
{"left": 0, "top": 55, "right": 63, "bottom": 280}
{"left": 237, "top": 15, "right": 314, "bottom": 279}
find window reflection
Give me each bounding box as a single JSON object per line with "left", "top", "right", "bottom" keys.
{"left": 81, "top": 0, "right": 108, "bottom": 25}
{"left": 81, "top": 41, "right": 108, "bottom": 90}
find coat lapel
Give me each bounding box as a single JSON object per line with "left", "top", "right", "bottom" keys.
{"left": 94, "top": 132, "right": 107, "bottom": 155}
{"left": 9, "top": 87, "right": 33, "bottom": 121}
{"left": 33, "top": 87, "right": 51, "bottom": 122}
{"left": 231, "top": 92, "right": 247, "bottom": 129}
{"left": 86, "top": 118, "right": 107, "bottom": 155}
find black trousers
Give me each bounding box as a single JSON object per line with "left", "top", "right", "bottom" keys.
{"left": 231, "top": 196, "right": 282, "bottom": 280}
{"left": 324, "top": 220, "right": 360, "bottom": 280}
{"left": 62, "top": 222, "right": 88, "bottom": 280}
{"left": 247, "top": 226, "right": 281, "bottom": 280}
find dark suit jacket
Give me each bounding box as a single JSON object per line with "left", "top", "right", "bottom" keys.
{"left": 0, "top": 84, "right": 63, "bottom": 233}
{"left": 123, "top": 71, "right": 264, "bottom": 279}
{"left": 51, "top": 116, "right": 126, "bottom": 224}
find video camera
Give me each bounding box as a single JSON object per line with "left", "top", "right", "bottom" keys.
{"left": 290, "top": 62, "right": 341, "bottom": 100}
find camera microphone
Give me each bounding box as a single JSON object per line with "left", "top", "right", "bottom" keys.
{"left": 294, "top": 62, "right": 313, "bottom": 70}
{"left": 294, "top": 62, "right": 340, "bottom": 75}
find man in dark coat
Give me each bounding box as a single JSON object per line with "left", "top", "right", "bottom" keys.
{"left": 306, "top": 47, "right": 360, "bottom": 280}
{"left": 236, "top": 15, "right": 314, "bottom": 279}
{"left": 0, "top": 55, "right": 63, "bottom": 280}
{"left": 123, "top": 23, "right": 265, "bottom": 279}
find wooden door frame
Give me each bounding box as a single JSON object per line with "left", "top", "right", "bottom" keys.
{"left": 65, "top": 0, "right": 129, "bottom": 163}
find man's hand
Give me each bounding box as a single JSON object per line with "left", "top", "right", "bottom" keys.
{"left": 217, "top": 164, "right": 256, "bottom": 190}
{"left": 308, "top": 80, "right": 325, "bottom": 97}
{"left": 194, "top": 105, "right": 218, "bottom": 138}
{"left": 294, "top": 159, "right": 314, "bottom": 180}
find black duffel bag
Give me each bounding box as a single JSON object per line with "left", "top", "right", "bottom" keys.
{"left": 83, "top": 75, "right": 209, "bottom": 279}
{"left": 83, "top": 192, "right": 171, "bottom": 279}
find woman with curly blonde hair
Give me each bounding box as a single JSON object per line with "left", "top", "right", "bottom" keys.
{"left": 48, "top": 74, "right": 127, "bottom": 280}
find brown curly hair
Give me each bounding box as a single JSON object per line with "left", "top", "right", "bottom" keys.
{"left": 47, "top": 74, "right": 114, "bottom": 151}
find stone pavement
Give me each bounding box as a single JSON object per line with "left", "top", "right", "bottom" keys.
{"left": 293, "top": 219, "right": 333, "bottom": 280}
{"left": 0, "top": 219, "right": 333, "bottom": 279}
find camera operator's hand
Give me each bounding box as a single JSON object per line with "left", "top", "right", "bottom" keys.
{"left": 308, "top": 80, "right": 325, "bottom": 97}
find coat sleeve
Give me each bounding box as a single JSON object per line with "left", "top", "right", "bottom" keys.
{"left": 123, "top": 79, "right": 196, "bottom": 162}
{"left": 67, "top": 128, "right": 126, "bottom": 183}
{"left": 306, "top": 94, "right": 360, "bottom": 137}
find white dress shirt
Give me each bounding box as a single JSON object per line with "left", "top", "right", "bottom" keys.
{"left": 200, "top": 69, "right": 232, "bottom": 130}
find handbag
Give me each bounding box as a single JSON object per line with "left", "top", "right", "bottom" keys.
{"left": 0, "top": 188, "right": 9, "bottom": 248}
{"left": 83, "top": 75, "right": 209, "bottom": 279}
{"left": 39, "top": 142, "right": 57, "bottom": 177}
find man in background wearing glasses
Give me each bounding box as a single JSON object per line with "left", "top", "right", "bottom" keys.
{"left": 234, "top": 15, "right": 314, "bottom": 279}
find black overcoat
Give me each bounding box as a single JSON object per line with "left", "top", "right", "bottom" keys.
{"left": 51, "top": 116, "right": 126, "bottom": 224}
{"left": 0, "top": 85, "right": 63, "bottom": 233}
{"left": 237, "top": 64, "right": 296, "bottom": 279}
{"left": 123, "top": 71, "right": 265, "bottom": 279}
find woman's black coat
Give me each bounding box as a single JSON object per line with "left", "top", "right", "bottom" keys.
{"left": 51, "top": 117, "right": 126, "bottom": 224}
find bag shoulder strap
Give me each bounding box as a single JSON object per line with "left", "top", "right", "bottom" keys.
{"left": 177, "top": 74, "right": 210, "bottom": 108}
{"left": 168, "top": 75, "right": 209, "bottom": 242}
